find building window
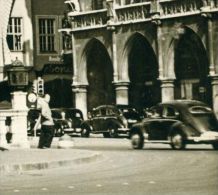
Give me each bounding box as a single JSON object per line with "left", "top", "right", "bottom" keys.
{"left": 38, "top": 18, "right": 56, "bottom": 53}
{"left": 7, "top": 17, "right": 23, "bottom": 51}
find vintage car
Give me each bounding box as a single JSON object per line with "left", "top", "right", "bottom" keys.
{"left": 51, "top": 108, "right": 84, "bottom": 136}
{"left": 80, "top": 105, "right": 142, "bottom": 138}
{"left": 130, "top": 100, "right": 218, "bottom": 150}
{"left": 27, "top": 108, "right": 84, "bottom": 137}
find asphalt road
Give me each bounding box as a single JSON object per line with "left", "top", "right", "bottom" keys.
{"left": 1, "top": 138, "right": 218, "bottom": 195}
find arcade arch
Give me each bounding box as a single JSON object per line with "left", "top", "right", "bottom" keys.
{"left": 84, "top": 39, "right": 115, "bottom": 111}
{"left": 125, "top": 33, "right": 160, "bottom": 109}
{"left": 174, "top": 27, "right": 211, "bottom": 105}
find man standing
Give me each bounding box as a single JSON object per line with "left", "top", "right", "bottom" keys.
{"left": 38, "top": 94, "right": 54, "bottom": 149}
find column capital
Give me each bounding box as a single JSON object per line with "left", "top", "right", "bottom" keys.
{"left": 72, "top": 83, "right": 87, "bottom": 93}
{"left": 160, "top": 78, "right": 175, "bottom": 84}
{"left": 210, "top": 74, "right": 218, "bottom": 85}
{"left": 113, "top": 81, "right": 130, "bottom": 87}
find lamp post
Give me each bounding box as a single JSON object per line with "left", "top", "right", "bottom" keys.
{"left": 5, "top": 57, "right": 32, "bottom": 148}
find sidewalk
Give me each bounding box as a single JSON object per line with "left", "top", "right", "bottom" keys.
{"left": 0, "top": 137, "right": 102, "bottom": 174}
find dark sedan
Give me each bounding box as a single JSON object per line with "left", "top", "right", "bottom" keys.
{"left": 51, "top": 108, "right": 84, "bottom": 136}
{"left": 130, "top": 100, "right": 218, "bottom": 150}
{"left": 81, "top": 105, "right": 142, "bottom": 138}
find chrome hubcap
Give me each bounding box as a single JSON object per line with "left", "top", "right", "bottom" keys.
{"left": 172, "top": 134, "right": 183, "bottom": 149}
{"left": 131, "top": 134, "right": 140, "bottom": 147}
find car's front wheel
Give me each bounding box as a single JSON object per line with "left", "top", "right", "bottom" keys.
{"left": 170, "top": 132, "right": 186, "bottom": 150}
{"left": 81, "top": 126, "right": 90, "bottom": 138}
{"left": 130, "top": 131, "right": 144, "bottom": 149}
{"left": 54, "top": 126, "right": 64, "bottom": 137}
{"left": 108, "top": 126, "right": 118, "bottom": 138}
{"left": 212, "top": 142, "right": 218, "bottom": 150}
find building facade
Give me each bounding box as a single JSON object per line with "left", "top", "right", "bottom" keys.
{"left": 62, "top": 0, "right": 218, "bottom": 118}
{"left": 0, "top": 0, "right": 33, "bottom": 102}
{"left": 1, "top": 0, "right": 218, "bottom": 119}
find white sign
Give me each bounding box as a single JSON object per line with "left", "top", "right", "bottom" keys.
{"left": 49, "top": 56, "right": 61, "bottom": 62}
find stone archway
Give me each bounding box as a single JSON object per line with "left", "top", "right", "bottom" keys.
{"left": 126, "top": 33, "right": 160, "bottom": 109}
{"left": 174, "top": 27, "right": 211, "bottom": 105}
{"left": 85, "top": 39, "right": 115, "bottom": 111}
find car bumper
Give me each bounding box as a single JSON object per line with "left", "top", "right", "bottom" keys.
{"left": 117, "top": 127, "right": 129, "bottom": 134}
{"left": 63, "top": 128, "right": 82, "bottom": 133}
{"left": 188, "top": 131, "right": 218, "bottom": 143}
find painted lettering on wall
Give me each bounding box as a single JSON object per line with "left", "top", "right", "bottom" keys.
{"left": 42, "top": 64, "right": 73, "bottom": 74}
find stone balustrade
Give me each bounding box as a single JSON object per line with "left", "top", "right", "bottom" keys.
{"left": 160, "top": 0, "right": 203, "bottom": 18}
{"left": 115, "top": 2, "right": 151, "bottom": 24}
{"left": 0, "top": 91, "right": 29, "bottom": 149}
{"left": 0, "top": 109, "right": 29, "bottom": 149}
{"left": 69, "top": 9, "right": 108, "bottom": 31}
{"left": 66, "top": 0, "right": 218, "bottom": 31}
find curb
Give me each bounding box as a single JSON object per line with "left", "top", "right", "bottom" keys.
{"left": 0, "top": 152, "right": 102, "bottom": 174}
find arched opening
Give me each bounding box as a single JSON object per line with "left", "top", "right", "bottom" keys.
{"left": 86, "top": 39, "right": 115, "bottom": 111}
{"left": 44, "top": 78, "right": 73, "bottom": 108}
{"left": 128, "top": 33, "right": 160, "bottom": 109}
{"left": 175, "top": 27, "right": 211, "bottom": 105}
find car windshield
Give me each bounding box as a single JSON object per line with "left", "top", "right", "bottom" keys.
{"left": 121, "top": 109, "right": 141, "bottom": 120}
{"left": 189, "top": 106, "right": 218, "bottom": 131}
{"left": 65, "top": 110, "right": 82, "bottom": 119}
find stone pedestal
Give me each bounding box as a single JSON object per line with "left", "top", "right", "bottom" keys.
{"left": 10, "top": 91, "right": 30, "bottom": 148}
{"left": 73, "top": 85, "right": 88, "bottom": 119}
{"left": 114, "top": 81, "right": 129, "bottom": 105}
{"left": 161, "top": 79, "right": 175, "bottom": 102}
{"left": 11, "top": 91, "right": 28, "bottom": 109}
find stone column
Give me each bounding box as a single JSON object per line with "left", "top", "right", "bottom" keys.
{"left": 72, "top": 85, "right": 88, "bottom": 119}
{"left": 114, "top": 81, "right": 129, "bottom": 105}
{"left": 207, "top": 16, "right": 216, "bottom": 75}
{"left": 0, "top": 115, "right": 8, "bottom": 149}
{"left": 211, "top": 75, "right": 218, "bottom": 115}
{"left": 10, "top": 91, "right": 30, "bottom": 148}
{"left": 161, "top": 78, "right": 175, "bottom": 102}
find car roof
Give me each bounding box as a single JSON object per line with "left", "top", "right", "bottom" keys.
{"left": 51, "top": 108, "right": 83, "bottom": 114}
{"left": 160, "top": 100, "right": 208, "bottom": 109}
{"left": 94, "top": 105, "right": 117, "bottom": 110}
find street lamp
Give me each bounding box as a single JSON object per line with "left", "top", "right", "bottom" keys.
{"left": 5, "top": 57, "right": 32, "bottom": 90}
{"left": 4, "top": 57, "right": 32, "bottom": 148}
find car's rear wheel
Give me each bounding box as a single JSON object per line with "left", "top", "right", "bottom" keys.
{"left": 170, "top": 132, "right": 186, "bottom": 150}
{"left": 131, "top": 131, "right": 144, "bottom": 149}
{"left": 81, "top": 126, "right": 90, "bottom": 138}
{"left": 108, "top": 127, "right": 118, "bottom": 138}
{"left": 212, "top": 142, "right": 218, "bottom": 150}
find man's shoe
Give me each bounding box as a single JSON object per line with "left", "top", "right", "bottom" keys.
{"left": 38, "top": 146, "right": 49, "bottom": 149}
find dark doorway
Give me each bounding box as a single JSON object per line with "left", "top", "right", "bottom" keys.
{"left": 128, "top": 33, "right": 160, "bottom": 109}
{"left": 175, "top": 27, "right": 211, "bottom": 105}
{"left": 86, "top": 39, "right": 115, "bottom": 111}
{"left": 44, "top": 78, "right": 73, "bottom": 108}
{"left": 0, "top": 81, "right": 11, "bottom": 102}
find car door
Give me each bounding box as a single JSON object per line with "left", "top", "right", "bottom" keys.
{"left": 146, "top": 106, "right": 164, "bottom": 140}
{"left": 90, "top": 108, "right": 101, "bottom": 132}
{"left": 160, "top": 105, "right": 180, "bottom": 140}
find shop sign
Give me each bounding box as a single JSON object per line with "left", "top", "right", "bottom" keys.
{"left": 49, "top": 56, "right": 62, "bottom": 62}
{"left": 42, "top": 64, "right": 73, "bottom": 74}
